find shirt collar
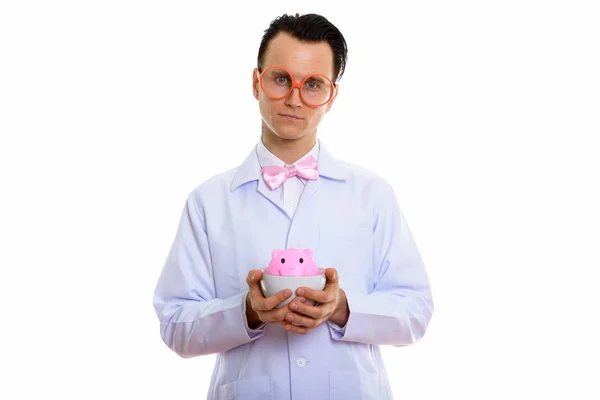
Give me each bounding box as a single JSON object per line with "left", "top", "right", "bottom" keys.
{"left": 230, "top": 138, "right": 351, "bottom": 191}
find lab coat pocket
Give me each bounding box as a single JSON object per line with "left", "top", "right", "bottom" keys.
{"left": 215, "top": 375, "right": 274, "bottom": 400}
{"left": 329, "top": 370, "right": 385, "bottom": 400}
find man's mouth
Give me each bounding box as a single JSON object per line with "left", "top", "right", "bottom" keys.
{"left": 280, "top": 114, "right": 302, "bottom": 120}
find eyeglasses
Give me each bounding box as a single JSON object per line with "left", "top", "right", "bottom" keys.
{"left": 257, "top": 66, "right": 337, "bottom": 107}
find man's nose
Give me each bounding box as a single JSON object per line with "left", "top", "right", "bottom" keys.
{"left": 285, "top": 87, "right": 303, "bottom": 107}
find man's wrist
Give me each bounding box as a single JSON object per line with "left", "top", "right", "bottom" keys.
{"left": 245, "top": 292, "right": 262, "bottom": 329}
{"left": 330, "top": 289, "right": 350, "bottom": 326}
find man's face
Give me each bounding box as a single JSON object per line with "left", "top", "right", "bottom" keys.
{"left": 253, "top": 32, "right": 337, "bottom": 141}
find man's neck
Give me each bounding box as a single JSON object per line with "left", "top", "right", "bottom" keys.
{"left": 261, "top": 128, "right": 317, "bottom": 165}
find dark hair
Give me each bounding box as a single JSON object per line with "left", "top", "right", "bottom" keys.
{"left": 257, "top": 13, "right": 348, "bottom": 83}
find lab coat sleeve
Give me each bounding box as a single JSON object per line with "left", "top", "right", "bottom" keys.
{"left": 328, "top": 181, "right": 434, "bottom": 345}
{"left": 153, "top": 193, "right": 265, "bottom": 358}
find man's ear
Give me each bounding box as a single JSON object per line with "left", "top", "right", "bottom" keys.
{"left": 252, "top": 68, "right": 260, "bottom": 100}
{"left": 326, "top": 84, "right": 338, "bottom": 112}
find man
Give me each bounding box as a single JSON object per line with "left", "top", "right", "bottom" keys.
{"left": 153, "top": 13, "right": 433, "bottom": 399}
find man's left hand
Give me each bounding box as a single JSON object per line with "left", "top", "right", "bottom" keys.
{"left": 284, "top": 268, "right": 350, "bottom": 334}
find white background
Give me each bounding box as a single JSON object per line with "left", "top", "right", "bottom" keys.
{"left": 1, "top": 1, "right": 599, "bottom": 399}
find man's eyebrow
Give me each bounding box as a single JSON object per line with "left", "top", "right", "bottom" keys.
{"left": 304, "top": 75, "right": 329, "bottom": 83}
{"left": 267, "top": 68, "right": 331, "bottom": 82}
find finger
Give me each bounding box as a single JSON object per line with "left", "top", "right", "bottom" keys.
{"left": 249, "top": 288, "right": 269, "bottom": 311}
{"left": 285, "top": 311, "right": 319, "bottom": 329}
{"left": 262, "top": 289, "right": 293, "bottom": 311}
{"left": 260, "top": 303, "right": 291, "bottom": 323}
{"left": 289, "top": 298, "right": 325, "bottom": 320}
{"left": 246, "top": 271, "right": 270, "bottom": 310}
{"left": 246, "top": 269, "right": 263, "bottom": 287}
{"left": 296, "top": 287, "right": 336, "bottom": 304}
{"left": 284, "top": 323, "right": 309, "bottom": 334}
{"left": 325, "top": 268, "right": 338, "bottom": 284}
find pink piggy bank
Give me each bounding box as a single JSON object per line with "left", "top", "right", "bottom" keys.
{"left": 265, "top": 248, "right": 320, "bottom": 276}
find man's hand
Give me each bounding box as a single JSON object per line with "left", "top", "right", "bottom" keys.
{"left": 283, "top": 268, "right": 350, "bottom": 334}
{"left": 245, "top": 269, "right": 293, "bottom": 329}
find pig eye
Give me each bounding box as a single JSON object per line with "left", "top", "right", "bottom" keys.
{"left": 299, "top": 258, "right": 304, "bottom": 263}
{"left": 281, "top": 258, "right": 285, "bottom": 263}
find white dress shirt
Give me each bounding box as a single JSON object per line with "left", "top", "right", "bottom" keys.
{"left": 256, "top": 138, "right": 319, "bottom": 217}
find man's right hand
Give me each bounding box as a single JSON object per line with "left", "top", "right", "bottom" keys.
{"left": 245, "top": 269, "right": 292, "bottom": 329}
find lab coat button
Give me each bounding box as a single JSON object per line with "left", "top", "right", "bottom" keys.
{"left": 296, "top": 358, "right": 307, "bottom": 368}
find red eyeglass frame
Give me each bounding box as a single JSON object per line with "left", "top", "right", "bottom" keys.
{"left": 256, "top": 66, "right": 338, "bottom": 107}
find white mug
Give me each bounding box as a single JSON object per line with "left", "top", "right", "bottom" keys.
{"left": 260, "top": 269, "right": 326, "bottom": 308}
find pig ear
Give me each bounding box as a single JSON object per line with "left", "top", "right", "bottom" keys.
{"left": 271, "top": 249, "right": 282, "bottom": 259}
{"left": 304, "top": 249, "right": 313, "bottom": 258}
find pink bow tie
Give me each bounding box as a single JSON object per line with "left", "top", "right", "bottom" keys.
{"left": 261, "top": 155, "right": 319, "bottom": 190}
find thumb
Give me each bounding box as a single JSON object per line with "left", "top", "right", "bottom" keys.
{"left": 253, "top": 269, "right": 263, "bottom": 284}
{"left": 325, "top": 268, "right": 338, "bottom": 283}
{"left": 247, "top": 269, "right": 263, "bottom": 287}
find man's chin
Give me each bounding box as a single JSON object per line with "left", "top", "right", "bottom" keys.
{"left": 271, "top": 129, "right": 307, "bottom": 141}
